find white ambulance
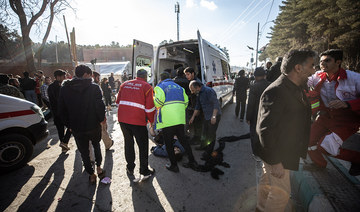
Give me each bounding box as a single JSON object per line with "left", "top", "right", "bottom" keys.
{"left": 0, "top": 94, "right": 48, "bottom": 173}
{"left": 132, "top": 30, "right": 234, "bottom": 107}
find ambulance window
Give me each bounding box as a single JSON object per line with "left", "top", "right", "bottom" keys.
{"left": 136, "top": 57, "right": 152, "bottom": 82}
{"left": 221, "top": 59, "right": 230, "bottom": 80}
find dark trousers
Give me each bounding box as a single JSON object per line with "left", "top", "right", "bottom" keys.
{"left": 188, "top": 109, "right": 204, "bottom": 143}
{"left": 162, "top": 124, "right": 195, "bottom": 166}
{"left": 104, "top": 94, "right": 112, "bottom": 106}
{"left": 42, "top": 98, "right": 51, "bottom": 109}
{"left": 37, "top": 93, "right": 43, "bottom": 107}
{"left": 235, "top": 95, "right": 247, "bottom": 119}
{"left": 249, "top": 121, "right": 261, "bottom": 156}
{"left": 203, "top": 115, "right": 222, "bottom": 154}
{"left": 120, "top": 122, "right": 149, "bottom": 175}
{"left": 73, "top": 126, "right": 102, "bottom": 175}
{"left": 53, "top": 116, "right": 72, "bottom": 144}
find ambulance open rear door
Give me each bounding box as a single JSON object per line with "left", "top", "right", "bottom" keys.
{"left": 132, "top": 39, "right": 154, "bottom": 85}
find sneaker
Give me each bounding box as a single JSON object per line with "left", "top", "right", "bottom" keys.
{"left": 165, "top": 164, "right": 179, "bottom": 173}
{"left": 142, "top": 169, "right": 155, "bottom": 179}
{"left": 349, "top": 163, "right": 360, "bottom": 176}
{"left": 59, "top": 142, "right": 70, "bottom": 151}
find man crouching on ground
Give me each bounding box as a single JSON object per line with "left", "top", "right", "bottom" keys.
{"left": 58, "top": 65, "right": 106, "bottom": 184}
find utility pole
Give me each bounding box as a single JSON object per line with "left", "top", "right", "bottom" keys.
{"left": 63, "top": 15, "right": 73, "bottom": 65}
{"left": 175, "top": 2, "right": 180, "bottom": 41}
{"left": 55, "top": 35, "right": 59, "bottom": 63}
{"left": 255, "top": 22, "right": 259, "bottom": 68}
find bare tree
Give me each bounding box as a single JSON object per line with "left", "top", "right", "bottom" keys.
{"left": 3, "top": 0, "right": 72, "bottom": 74}
{"left": 35, "top": 0, "right": 72, "bottom": 68}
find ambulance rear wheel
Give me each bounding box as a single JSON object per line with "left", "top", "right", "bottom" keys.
{"left": 0, "top": 134, "right": 34, "bottom": 173}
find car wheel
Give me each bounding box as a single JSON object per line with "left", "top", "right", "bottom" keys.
{"left": 0, "top": 134, "right": 34, "bottom": 173}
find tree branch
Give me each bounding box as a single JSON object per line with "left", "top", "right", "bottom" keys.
{"left": 28, "top": 0, "right": 48, "bottom": 29}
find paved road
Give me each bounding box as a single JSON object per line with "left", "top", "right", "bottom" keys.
{"left": 0, "top": 102, "right": 261, "bottom": 212}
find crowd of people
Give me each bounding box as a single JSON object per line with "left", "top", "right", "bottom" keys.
{"left": 0, "top": 48, "right": 359, "bottom": 211}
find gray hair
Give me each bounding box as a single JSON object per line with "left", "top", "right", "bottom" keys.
{"left": 189, "top": 80, "right": 202, "bottom": 88}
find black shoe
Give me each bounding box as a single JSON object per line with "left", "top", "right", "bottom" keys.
{"left": 349, "top": 163, "right": 360, "bottom": 176}
{"left": 183, "top": 161, "right": 199, "bottom": 171}
{"left": 142, "top": 169, "right": 155, "bottom": 179}
{"left": 166, "top": 164, "right": 179, "bottom": 173}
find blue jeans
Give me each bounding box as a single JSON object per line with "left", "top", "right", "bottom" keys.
{"left": 24, "top": 90, "right": 37, "bottom": 104}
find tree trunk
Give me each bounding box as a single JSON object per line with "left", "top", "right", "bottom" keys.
{"left": 36, "top": 0, "right": 59, "bottom": 68}
{"left": 10, "top": 0, "right": 48, "bottom": 75}
{"left": 22, "top": 35, "right": 36, "bottom": 74}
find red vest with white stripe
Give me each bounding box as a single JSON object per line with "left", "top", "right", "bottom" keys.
{"left": 116, "top": 77, "right": 155, "bottom": 126}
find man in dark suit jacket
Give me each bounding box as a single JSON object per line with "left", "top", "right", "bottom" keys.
{"left": 246, "top": 67, "right": 270, "bottom": 157}
{"left": 233, "top": 69, "right": 249, "bottom": 121}
{"left": 256, "top": 49, "right": 315, "bottom": 211}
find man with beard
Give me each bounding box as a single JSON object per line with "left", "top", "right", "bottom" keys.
{"left": 256, "top": 49, "right": 315, "bottom": 211}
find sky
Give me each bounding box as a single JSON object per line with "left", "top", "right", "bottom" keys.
{"left": 29, "top": 0, "right": 282, "bottom": 67}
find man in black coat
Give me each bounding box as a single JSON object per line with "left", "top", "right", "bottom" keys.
{"left": 256, "top": 49, "right": 315, "bottom": 211}
{"left": 58, "top": 65, "right": 106, "bottom": 184}
{"left": 266, "top": 57, "right": 282, "bottom": 83}
{"left": 246, "top": 67, "right": 270, "bottom": 157}
{"left": 233, "top": 69, "right": 249, "bottom": 121}
{"left": 48, "top": 69, "right": 72, "bottom": 152}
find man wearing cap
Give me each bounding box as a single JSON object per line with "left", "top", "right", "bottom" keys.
{"left": 48, "top": 69, "right": 72, "bottom": 153}
{"left": 246, "top": 67, "right": 270, "bottom": 157}
{"left": 233, "top": 69, "right": 250, "bottom": 121}
{"left": 116, "top": 69, "right": 155, "bottom": 179}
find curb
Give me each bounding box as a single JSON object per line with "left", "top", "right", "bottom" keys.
{"left": 291, "top": 163, "right": 334, "bottom": 212}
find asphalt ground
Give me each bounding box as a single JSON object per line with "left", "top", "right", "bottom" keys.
{"left": 0, "top": 102, "right": 263, "bottom": 212}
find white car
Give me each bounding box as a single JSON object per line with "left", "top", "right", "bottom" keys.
{"left": 0, "top": 94, "right": 48, "bottom": 173}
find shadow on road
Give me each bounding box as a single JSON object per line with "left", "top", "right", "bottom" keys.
{"left": 55, "top": 150, "right": 96, "bottom": 212}
{"left": 0, "top": 165, "right": 35, "bottom": 211}
{"left": 131, "top": 176, "right": 165, "bottom": 212}
{"left": 17, "top": 154, "right": 68, "bottom": 211}
{"left": 94, "top": 149, "right": 114, "bottom": 211}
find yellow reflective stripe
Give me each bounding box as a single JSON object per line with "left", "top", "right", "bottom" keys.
{"left": 311, "top": 101, "right": 320, "bottom": 109}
